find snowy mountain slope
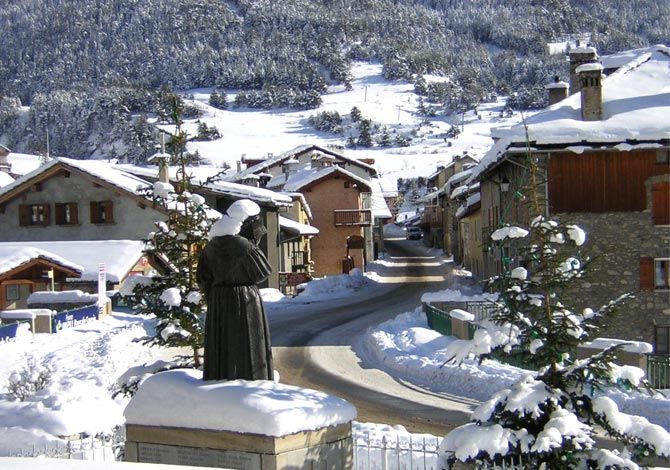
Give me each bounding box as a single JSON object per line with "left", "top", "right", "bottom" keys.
{"left": 182, "top": 62, "right": 530, "bottom": 192}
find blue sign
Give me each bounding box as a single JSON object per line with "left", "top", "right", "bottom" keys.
{"left": 0, "top": 322, "right": 21, "bottom": 343}
{"left": 52, "top": 305, "right": 99, "bottom": 332}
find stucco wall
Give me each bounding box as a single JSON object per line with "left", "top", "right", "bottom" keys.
{"left": 0, "top": 171, "right": 164, "bottom": 241}
{"left": 303, "top": 178, "right": 364, "bottom": 277}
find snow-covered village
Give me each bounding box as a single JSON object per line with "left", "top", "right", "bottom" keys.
{"left": 0, "top": 2, "right": 669, "bottom": 469}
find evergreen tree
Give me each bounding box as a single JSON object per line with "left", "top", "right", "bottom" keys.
{"left": 125, "top": 95, "right": 216, "bottom": 368}
{"left": 350, "top": 106, "right": 362, "bottom": 122}
{"left": 439, "top": 152, "right": 669, "bottom": 469}
{"left": 356, "top": 118, "right": 373, "bottom": 147}
{"left": 377, "top": 127, "right": 392, "bottom": 147}
{"left": 209, "top": 89, "right": 228, "bottom": 110}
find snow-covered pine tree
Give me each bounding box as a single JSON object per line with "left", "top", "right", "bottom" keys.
{"left": 125, "top": 94, "right": 215, "bottom": 368}
{"left": 208, "top": 89, "right": 228, "bottom": 110}
{"left": 439, "top": 150, "right": 670, "bottom": 469}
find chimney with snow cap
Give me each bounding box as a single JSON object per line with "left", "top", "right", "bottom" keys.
{"left": 569, "top": 46, "right": 598, "bottom": 95}
{"left": 283, "top": 157, "right": 300, "bottom": 174}
{"left": 577, "top": 62, "right": 604, "bottom": 121}
{"left": 545, "top": 75, "right": 569, "bottom": 105}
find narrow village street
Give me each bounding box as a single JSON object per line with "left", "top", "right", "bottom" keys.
{"left": 271, "top": 228, "right": 479, "bottom": 435}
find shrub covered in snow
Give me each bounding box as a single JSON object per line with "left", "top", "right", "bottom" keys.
{"left": 5, "top": 359, "right": 52, "bottom": 402}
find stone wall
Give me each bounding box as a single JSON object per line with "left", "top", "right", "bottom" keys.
{"left": 555, "top": 211, "right": 670, "bottom": 345}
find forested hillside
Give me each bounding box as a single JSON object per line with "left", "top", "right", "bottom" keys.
{"left": 0, "top": 0, "right": 667, "bottom": 162}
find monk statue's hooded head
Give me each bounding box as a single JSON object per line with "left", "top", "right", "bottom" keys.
{"left": 207, "top": 199, "right": 266, "bottom": 245}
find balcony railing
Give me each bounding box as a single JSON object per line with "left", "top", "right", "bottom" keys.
{"left": 334, "top": 210, "right": 372, "bottom": 226}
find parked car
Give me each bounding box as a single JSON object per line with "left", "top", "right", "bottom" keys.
{"left": 405, "top": 226, "right": 422, "bottom": 240}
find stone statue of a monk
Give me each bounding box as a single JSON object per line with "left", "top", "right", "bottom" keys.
{"left": 196, "top": 199, "right": 274, "bottom": 381}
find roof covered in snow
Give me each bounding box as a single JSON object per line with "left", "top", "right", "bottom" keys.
{"left": 0, "top": 246, "right": 83, "bottom": 279}
{"left": 0, "top": 158, "right": 152, "bottom": 204}
{"left": 202, "top": 180, "right": 292, "bottom": 208}
{"left": 0, "top": 241, "right": 146, "bottom": 283}
{"left": 279, "top": 215, "right": 319, "bottom": 236}
{"left": 229, "top": 144, "right": 378, "bottom": 181}
{"left": 368, "top": 178, "right": 393, "bottom": 219}
{"left": 5, "top": 153, "right": 44, "bottom": 176}
{"left": 0, "top": 171, "right": 14, "bottom": 188}
{"left": 470, "top": 45, "right": 670, "bottom": 182}
{"left": 113, "top": 163, "right": 291, "bottom": 208}
{"left": 281, "top": 165, "right": 372, "bottom": 192}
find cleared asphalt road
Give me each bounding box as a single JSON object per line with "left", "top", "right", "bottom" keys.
{"left": 269, "top": 233, "right": 479, "bottom": 435}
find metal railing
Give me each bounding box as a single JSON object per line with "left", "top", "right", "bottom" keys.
{"left": 353, "top": 428, "right": 526, "bottom": 470}
{"left": 3, "top": 427, "right": 125, "bottom": 461}
{"left": 647, "top": 354, "right": 670, "bottom": 389}
{"left": 424, "top": 303, "right": 452, "bottom": 336}
{"left": 353, "top": 429, "right": 441, "bottom": 470}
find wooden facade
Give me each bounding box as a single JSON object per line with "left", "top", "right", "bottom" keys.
{"left": 547, "top": 149, "right": 670, "bottom": 213}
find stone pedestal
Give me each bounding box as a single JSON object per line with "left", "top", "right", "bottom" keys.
{"left": 123, "top": 369, "right": 356, "bottom": 470}
{"left": 124, "top": 422, "right": 353, "bottom": 469}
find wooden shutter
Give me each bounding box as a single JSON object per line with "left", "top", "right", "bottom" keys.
{"left": 640, "top": 257, "right": 654, "bottom": 291}
{"left": 90, "top": 201, "right": 99, "bottom": 223}
{"left": 103, "top": 200, "right": 114, "bottom": 223}
{"left": 18, "top": 204, "right": 30, "bottom": 226}
{"left": 69, "top": 203, "right": 78, "bottom": 224}
{"left": 651, "top": 182, "right": 670, "bottom": 225}
{"left": 55, "top": 203, "right": 65, "bottom": 225}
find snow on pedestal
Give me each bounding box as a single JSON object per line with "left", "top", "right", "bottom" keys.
{"left": 124, "top": 369, "right": 357, "bottom": 469}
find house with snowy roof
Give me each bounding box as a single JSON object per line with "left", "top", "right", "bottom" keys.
{"left": 231, "top": 144, "right": 390, "bottom": 275}
{"left": 229, "top": 144, "right": 378, "bottom": 185}
{"left": 470, "top": 44, "right": 670, "bottom": 347}
{"left": 260, "top": 159, "right": 377, "bottom": 276}
{"left": 0, "top": 158, "right": 168, "bottom": 242}
{"left": 114, "top": 162, "right": 295, "bottom": 290}
{"left": 418, "top": 154, "right": 478, "bottom": 253}
{"left": 0, "top": 245, "right": 82, "bottom": 310}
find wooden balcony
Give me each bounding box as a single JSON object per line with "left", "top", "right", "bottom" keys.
{"left": 334, "top": 209, "right": 372, "bottom": 227}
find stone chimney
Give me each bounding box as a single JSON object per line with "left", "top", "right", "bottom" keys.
{"left": 577, "top": 62, "right": 604, "bottom": 121}
{"left": 569, "top": 46, "right": 598, "bottom": 95}
{"left": 283, "top": 158, "right": 300, "bottom": 174}
{"left": 236, "top": 160, "right": 242, "bottom": 173}
{"left": 242, "top": 174, "right": 260, "bottom": 187}
{"left": 545, "top": 75, "right": 569, "bottom": 105}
